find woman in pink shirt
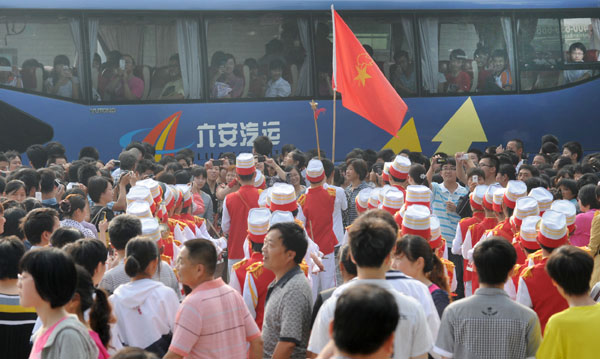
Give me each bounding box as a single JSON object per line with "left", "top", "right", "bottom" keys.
{"left": 571, "top": 184, "right": 600, "bottom": 247}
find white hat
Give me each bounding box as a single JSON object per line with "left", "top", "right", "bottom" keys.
{"left": 127, "top": 185, "right": 154, "bottom": 207}
{"left": 126, "top": 201, "right": 153, "bottom": 219}
{"left": 368, "top": 188, "right": 381, "bottom": 209}
{"left": 248, "top": 208, "right": 271, "bottom": 243}
{"left": 258, "top": 187, "right": 273, "bottom": 208}
{"left": 401, "top": 204, "right": 431, "bottom": 238}
{"left": 529, "top": 187, "right": 553, "bottom": 214}
{"left": 162, "top": 185, "right": 175, "bottom": 211}
{"left": 254, "top": 169, "right": 266, "bottom": 188}
{"left": 504, "top": 180, "right": 527, "bottom": 209}
{"left": 389, "top": 155, "right": 411, "bottom": 180}
{"left": 429, "top": 215, "right": 442, "bottom": 247}
{"left": 484, "top": 184, "right": 501, "bottom": 211}
{"left": 306, "top": 159, "right": 325, "bottom": 182}
{"left": 236, "top": 153, "right": 255, "bottom": 175}
{"left": 519, "top": 215, "right": 541, "bottom": 250}
{"left": 381, "top": 189, "right": 404, "bottom": 215}
{"left": 470, "top": 184, "right": 488, "bottom": 210}
{"left": 551, "top": 200, "right": 576, "bottom": 232}
{"left": 493, "top": 187, "right": 506, "bottom": 212}
{"left": 140, "top": 217, "right": 160, "bottom": 241}
{"left": 355, "top": 187, "right": 372, "bottom": 213}
{"left": 405, "top": 185, "right": 431, "bottom": 207}
{"left": 378, "top": 185, "right": 392, "bottom": 204}
{"left": 269, "top": 210, "right": 295, "bottom": 226}
{"left": 382, "top": 162, "right": 391, "bottom": 182}
{"left": 512, "top": 196, "right": 540, "bottom": 229}
{"left": 175, "top": 184, "right": 192, "bottom": 208}
{"left": 537, "top": 210, "right": 568, "bottom": 248}
{"left": 270, "top": 184, "right": 297, "bottom": 212}
{"left": 137, "top": 178, "right": 161, "bottom": 203}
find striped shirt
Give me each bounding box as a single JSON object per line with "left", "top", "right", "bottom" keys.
{"left": 431, "top": 182, "right": 468, "bottom": 249}
{"left": 169, "top": 278, "right": 260, "bottom": 359}
{"left": 0, "top": 293, "right": 37, "bottom": 359}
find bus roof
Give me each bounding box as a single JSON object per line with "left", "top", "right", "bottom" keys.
{"left": 1, "top": 0, "right": 598, "bottom": 11}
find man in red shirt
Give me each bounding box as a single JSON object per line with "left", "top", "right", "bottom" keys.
{"left": 516, "top": 210, "right": 569, "bottom": 332}
{"left": 222, "top": 153, "right": 260, "bottom": 278}
{"left": 298, "top": 159, "right": 339, "bottom": 295}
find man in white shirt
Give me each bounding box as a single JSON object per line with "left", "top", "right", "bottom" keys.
{"left": 308, "top": 211, "right": 432, "bottom": 359}
{"left": 265, "top": 59, "right": 291, "bottom": 98}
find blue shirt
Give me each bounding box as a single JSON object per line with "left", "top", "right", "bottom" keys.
{"left": 430, "top": 182, "right": 468, "bottom": 248}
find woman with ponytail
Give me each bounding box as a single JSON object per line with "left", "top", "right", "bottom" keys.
{"left": 393, "top": 234, "right": 451, "bottom": 317}
{"left": 109, "top": 237, "right": 179, "bottom": 357}
{"left": 66, "top": 265, "right": 112, "bottom": 359}
{"left": 59, "top": 194, "right": 95, "bottom": 238}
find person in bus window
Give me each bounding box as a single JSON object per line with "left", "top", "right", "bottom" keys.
{"left": 244, "top": 58, "right": 266, "bottom": 98}
{"left": 103, "top": 54, "right": 144, "bottom": 101}
{"left": 44, "top": 55, "right": 80, "bottom": 99}
{"left": 390, "top": 50, "right": 416, "bottom": 96}
{"left": 473, "top": 45, "right": 492, "bottom": 92}
{"left": 265, "top": 59, "right": 291, "bottom": 98}
{"left": 560, "top": 42, "right": 592, "bottom": 85}
{"left": 445, "top": 49, "right": 471, "bottom": 93}
{"left": 159, "top": 54, "right": 184, "bottom": 100}
{"left": 211, "top": 53, "right": 244, "bottom": 99}
{"left": 92, "top": 53, "right": 101, "bottom": 71}
{"left": 0, "top": 57, "right": 23, "bottom": 88}
{"left": 485, "top": 49, "right": 512, "bottom": 92}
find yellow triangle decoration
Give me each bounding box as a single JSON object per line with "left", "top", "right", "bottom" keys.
{"left": 381, "top": 117, "right": 422, "bottom": 153}
{"left": 432, "top": 97, "right": 487, "bottom": 154}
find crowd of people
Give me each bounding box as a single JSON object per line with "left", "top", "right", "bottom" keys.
{"left": 1, "top": 133, "right": 600, "bottom": 358}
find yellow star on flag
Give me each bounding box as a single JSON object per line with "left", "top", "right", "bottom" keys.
{"left": 354, "top": 65, "right": 371, "bottom": 86}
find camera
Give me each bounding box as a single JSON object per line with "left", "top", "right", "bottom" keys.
{"left": 372, "top": 163, "right": 383, "bottom": 175}
{"left": 113, "top": 160, "right": 121, "bottom": 166}
{"left": 436, "top": 158, "right": 447, "bottom": 165}
{"left": 212, "top": 159, "right": 223, "bottom": 166}
{"left": 257, "top": 155, "right": 266, "bottom": 162}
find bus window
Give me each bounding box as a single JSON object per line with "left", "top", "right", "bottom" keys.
{"left": 0, "top": 16, "right": 83, "bottom": 101}
{"left": 91, "top": 17, "right": 202, "bottom": 102}
{"left": 422, "top": 15, "right": 515, "bottom": 95}
{"left": 313, "top": 16, "right": 415, "bottom": 97}
{"left": 517, "top": 17, "right": 562, "bottom": 91}
{"left": 557, "top": 18, "right": 599, "bottom": 85}
{"left": 206, "top": 14, "right": 309, "bottom": 100}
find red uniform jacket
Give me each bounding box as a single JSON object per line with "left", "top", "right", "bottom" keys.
{"left": 225, "top": 185, "right": 260, "bottom": 259}
{"left": 466, "top": 217, "right": 498, "bottom": 290}
{"left": 298, "top": 186, "right": 337, "bottom": 255}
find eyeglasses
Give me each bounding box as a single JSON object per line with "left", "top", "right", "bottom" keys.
{"left": 479, "top": 163, "right": 491, "bottom": 168}
{"left": 442, "top": 167, "right": 456, "bottom": 171}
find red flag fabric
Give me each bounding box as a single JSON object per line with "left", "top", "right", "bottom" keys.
{"left": 314, "top": 108, "right": 326, "bottom": 121}
{"left": 332, "top": 9, "right": 408, "bottom": 136}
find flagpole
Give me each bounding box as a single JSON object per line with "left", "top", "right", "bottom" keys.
{"left": 309, "top": 100, "right": 322, "bottom": 160}
{"left": 331, "top": 4, "right": 337, "bottom": 163}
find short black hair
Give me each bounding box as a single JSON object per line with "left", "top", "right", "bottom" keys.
{"left": 348, "top": 158, "right": 368, "bottom": 181}
{"left": 578, "top": 184, "right": 600, "bottom": 209}
{"left": 238, "top": 173, "right": 254, "bottom": 182}
{"left": 45, "top": 141, "right": 66, "bottom": 158}
{"left": 175, "top": 154, "right": 190, "bottom": 167}
{"left": 21, "top": 207, "right": 59, "bottom": 245}
{"left": 19, "top": 247, "right": 77, "bottom": 308}
{"left": 50, "top": 227, "right": 84, "bottom": 248}
{"left": 376, "top": 149, "right": 396, "bottom": 163}
{"left": 557, "top": 178, "right": 578, "bottom": 199}
{"left": 563, "top": 141, "right": 583, "bottom": 162}
{"left": 519, "top": 164, "right": 539, "bottom": 177}
{"left": 473, "top": 237, "right": 517, "bottom": 285}
{"left": 135, "top": 159, "right": 155, "bottom": 175}
{"left": 281, "top": 144, "right": 296, "bottom": 158}
{"left": 568, "top": 42, "right": 587, "bottom": 54}
{"left": 38, "top": 168, "right": 57, "bottom": 194}
{"left": 26, "top": 144, "right": 48, "bottom": 169}
{"left": 348, "top": 215, "right": 396, "bottom": 268}
{"left": 322, "top": 158, "right": 335, "bottom": 179}
{"left": 541, "top": 134, "right": 559, "bottom": 146}
{"left": 541, "top": 142, "right": 560, "bottom": 155}
{"left": 125, "top": 142, "right": 146, "bottom": 158}
{"left": 63, "top": 238, "right": 108, "bottom": 278}
{"left": 577, "top": 173, "right": 600, "bottom": 191}
{"left": 333, "top": 284, "right": 398, "bottom": 355}
{"left": 118, "top": 151, "right": 137, "bottom": 171}
{"left": 183, "top": 238, "right": 217, "bottom": 275}
{"left": 174, "top": 170, "right": 191, "bottom": 184}
{"left": 339, "top": 244, "right": 357, "bottom": 276}
{"left": 9, "top": 168, "right": 40, "bottom": 196}
{"left": 498, "top": 164, "right": 516, "bottom": 180}
{"left": 78, "top": 163, "right": 99, "bottom": 187}
{"left": 3, "top": 207, "right": 26, "bottom": 239}
{"left": 546, "top": 245, "right": 593, "bottom": 296}
{"left": 88, "top": 176, "right": 110, "bottom": 203}
{"left": 190, "top": 166, "right": 207, "bottom": 179}
{"left": 268, "top": 222, "right": 308, "bottom": 264}
{"left": 79, "top": 146, "right": 100, "bottom": 161}
{"left": 108, "top": 215, "right": 142, "bottom": 250}
{"left": 480, "top": 153, "right": 499, "bottom": 174}
{"left": 124, "top": 237, "right": 159, "bottom": 278}
{"left": 253, "top": 136, "right": 273, "bottom": 156}
{"left": 0, "top": 236, "right": 27, "bottom": 279}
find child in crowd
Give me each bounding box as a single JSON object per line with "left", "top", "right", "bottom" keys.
{"left": 485, "top": 49, "right": 512, "bottom": 92}
{"left": 561, "top": 42, "right": 592, "bottom": 84}
{"left": 445, "top": 49, "right": 471, "bottom": 93}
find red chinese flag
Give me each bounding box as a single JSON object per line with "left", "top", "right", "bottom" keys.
{"left": 332, "top": 9, "right": 408, "bottom": 136}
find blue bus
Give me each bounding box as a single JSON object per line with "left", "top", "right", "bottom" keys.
{"left": 0, "top": 0, "right": 599, "bottom": 162}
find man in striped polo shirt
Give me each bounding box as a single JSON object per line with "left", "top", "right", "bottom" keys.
{"left": 427, "top": 155, "right": 468, "bottom": 295}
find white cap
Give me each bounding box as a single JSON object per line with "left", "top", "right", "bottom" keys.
{"left": 537, "top": 210, "right": 568, "bottom": 248}
{"left": 504, "top": 180, "right": 527, "bottom": 208}
{"left": 381, "top": 189, "right": 404, "bottom": 213}
{"left": 126, "top": 201, "right": 153, "bottom": 219}
{"left": 254, "top": 169, "right": 265, "bottom": 188}
{"left": 270, "top": 184, "right": 297, "bottom": 212}
{"left": 551, "top": 200, "right": 576, "bottom": 229}
{"left": 519, "top": 215, "right": 541, "bottom": 250}
{"left": 248, "top": 208, "right": 271, "bottom": 236}
{"left": 405, "top": 185, "right": 431, "bottom": 207}
{"left": 401, "top": 204, "right": 431, "bottom": 238}
{"left": 236, "top": 153, "right": 256, "bottom": 175}
{"left": 269, "top": 210, "right": 295, "bottom": 226}
{"left": 355, "top": 187, "right": 372, "bottom": 212}
{"left": 306, "top": 159, "right": 325, "bottom": 182}
{"left": 513, "top": 196, "right": 540, "bottom": 227}
{"left": 529, "top": 187, "right": 553, "bottom": 213}
{"left": 389, "top": 155, "right": 411, "bottom": 179}
{"left": 140, "top": 217, "right": 160, "bottom": 241}
{"left": 126, "top": 185, "right": 153, "bottom": 207}
{"left": 368, "top": 188, "right": 381, "bottom": 209}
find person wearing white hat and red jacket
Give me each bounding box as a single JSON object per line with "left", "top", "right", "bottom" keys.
{"left": 297, "top": 159, "right": 340, "bottom": 295}
{"left": 222, "top": 153, "right": 260, "bottom": 277}
{"left": 516, "top": 210, "right": 569, "bottom": 332}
